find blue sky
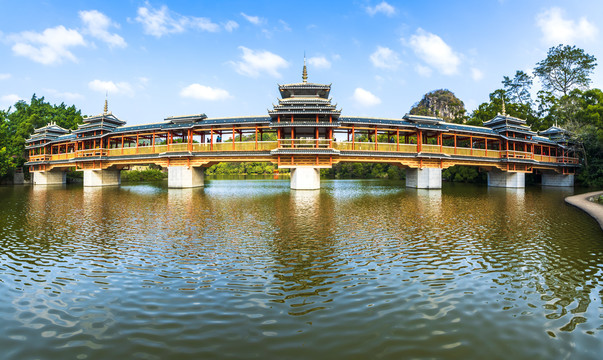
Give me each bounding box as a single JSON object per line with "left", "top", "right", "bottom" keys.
{"left": 1, "top": 0, "right": 602, "bottom": 125}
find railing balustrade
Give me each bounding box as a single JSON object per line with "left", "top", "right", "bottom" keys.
{"left": 32, "top": 139, "right": 578, "bottom": 165}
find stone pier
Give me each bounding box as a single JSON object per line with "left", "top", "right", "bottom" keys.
{"left": 290, "top": 167, "right": 320, "bottom": 190}
{"left": 32, "top": 170, "right": 66, "bottom": 185}
{"left": 168, "top": 166, "right": 204, "bottom": 188}
{"left": 487, "top": 169, "right": 525, "bottom": 188}
{"left": 542, "top": 173, "right": 574, "bottom": 187}
{"left": 406, "top": 168, "right": 442, "bottom": 189}
{"left": 83, "top": 169, "right": 121, "bottom": 187}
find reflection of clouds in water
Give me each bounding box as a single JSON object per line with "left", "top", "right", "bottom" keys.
{"left": 121, "top": 184, "right": 165, "bottom": 196}
{"left": 1, "top": 181, "right": 602, "bottom": 358}
{"left": 291, "top": 189, "right": 319, "bottom": 219}
{"left": 206, "top": 179, "right": 290, "bottom": 198}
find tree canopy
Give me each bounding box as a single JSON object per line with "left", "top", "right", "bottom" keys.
{"left": 534, "top": 44, "right": 597, "bottom": 96}
{"left": 502, "top": 70, "right": 533, "bottom": 104}
{"left": 0, "top": 95, "right": 83, "bottom": 176}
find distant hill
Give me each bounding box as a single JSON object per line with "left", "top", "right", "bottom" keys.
{"left": 409, "top": 89, "right": 466, "bottom": 123}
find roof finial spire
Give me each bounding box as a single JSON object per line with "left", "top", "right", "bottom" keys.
{"left": 501, "top": 94, "right": 506, "bottom": 116}
{"left": 103, "top": 92, "right": 108, "bottom": 115}
{"left": 302, "top": 53, "right": 308, "bottom": 83}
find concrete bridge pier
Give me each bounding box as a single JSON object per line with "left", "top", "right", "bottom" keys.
{"left": 32, "top": 170, "right": 66, "bottom": 185}
{"left": 406, "top": 168, "right": 442, "bottom": 189}
{"left": 542, "top": 172, "right": 574, "bottom": 187}
{"left": 168, "top": 166, "right": 204, "bottom": 188}
{"left": 487, "top": 169, "right": 525, "bottom": 188}
{"left": 83, "top": 169, "right": 121, "bottom": 187}
{"left": 290, "top": 167, "right": 320, "bottom": 190}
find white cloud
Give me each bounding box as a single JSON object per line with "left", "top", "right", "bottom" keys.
{"left": 180, "top": 84, "right": 230, "bottom": 101}
{"left": 0, "top": 73, "right": 10, "bottom": 80}
{"left": 307, "top": 56, "right": 331, "bottom": 69}
{"left": 415, "top": 64, "right": 432, "bottom": 77}
{"left": 8, "top": 26, "right": 85, "bottom": 65}
{"left": 79, "top": 10, "right": 126, "bottom": 48}
{"left": 279, "top": 20, "right": 291, "bottom": 32}
{"left": 44, "top": 88, "right": 84, "bottom": 101}
{"left": 536, "top": 7, "right": 598, "bottom": 44}
{"left": 88, "top": 79, "right": 133, "bottom": 96}
{"left": 231, "top": 46, "right": 288, "bottom": 78}
{"left": 366, "top": 1, "right": 396, "bottom": 17}
{"left": 224, "top": 20, "right": 239, "bottom": 32}
{"left": 471, "top": 68, "right": 483, "bottom": 81}
{"left": 241, "top": 12, "right": 263, "bottom": 25}
{"left": 0, "top": 94, "right": 23, "bottom": 108}
{"left": 135, "top": 3, "right": 219, "bottom": 38}
{"left": 407, "top": 28, "right": 460, "bottom": 75}
{"left": 370, "top": 46, "right": 401, "bottom": 70}
{"left": 352, "top": 88, "right": 381, "bottom": 107}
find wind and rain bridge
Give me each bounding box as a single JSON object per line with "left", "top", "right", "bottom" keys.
{"left": 25, "top": 64, "right": 578, "bottom": 190}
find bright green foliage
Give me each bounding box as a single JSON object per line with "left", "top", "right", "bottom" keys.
{"left": 0, "top": 147, "right": 13, "bottom": 177}
{"left": 534, "top": 44, "right": 597, "bottom": 96}
{"left": 206, "top": 162, "right": 277, "bottom": 175}
{"left": 468, "top": 89, "right": 538, "bottom": 128}
{"left": 121, "top": 169, "right": 167, "bottom": 182}
{"left": 503, "top": 70, "right": 533, "bottom": 104}
{"left": 442, "top": 165, "right": 485, "bottom": 183}
{"left": 321, "top": 163, "right": 405, "bottom": 179}
{"left": 0, "top": 94, "right": 83, "bottom": 176}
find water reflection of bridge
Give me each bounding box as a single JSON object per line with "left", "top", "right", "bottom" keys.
{"left": 26, "top": 64, "right": 578, "bottom": 190}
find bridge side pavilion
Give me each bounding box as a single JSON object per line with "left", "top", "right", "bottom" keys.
{"left": 25, "top": 66, "right": 578, "bottom": 189}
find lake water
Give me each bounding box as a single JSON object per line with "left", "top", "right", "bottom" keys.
{"left": 0, "top": 179, "right": 601, "bottom": 359}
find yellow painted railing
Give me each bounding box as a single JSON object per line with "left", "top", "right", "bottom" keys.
{"left": 34, "top": 140, "right": 579, "bottom": 166}
{"left": 76, "top": 149, "right": 107, "bottom": 157}
{"left": 50, "top": 153, "right": 76, "bottom": 161}
{"left": 278, "top": 139, "right": 331, "bottom": 149}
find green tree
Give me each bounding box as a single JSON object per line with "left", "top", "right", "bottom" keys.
{"left": 468, "top": 89, "right": 538, "bottom": 128}
{"left": 502, "top": 70, "right": 533, "bottom": 104}
{"left": 534, "top": 44, "right": 597, "bottom": 96}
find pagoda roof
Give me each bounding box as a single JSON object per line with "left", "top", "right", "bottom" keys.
{"left": 279, "top": 82, "right": 331, "bottom": 89}
{"left": 539, "top": 125, "right": 570, "bottom": 136}
{"left": 32, "top": 123, "right": 69, "bottom": 134}
{"left": 83, "top": 112, "right": 126, "bottom": 125}
{"left": 483, "top": 114, "right": 527, "bottom": 127}
{"left": 165, "top": 113, "right": 207, "bottom": 124}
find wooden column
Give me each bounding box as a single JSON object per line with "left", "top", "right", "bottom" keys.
{"left": 374, "top": 126, "right": 378, "bottom": 151}
{"left": 396, "top": 128, "right": 399, "bottom": 151}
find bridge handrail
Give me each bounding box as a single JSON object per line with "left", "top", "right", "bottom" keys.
{"left": 278, "top": 139, "right": 331, "bottom": 148}
{"left": 76, "top": 148, "right": 107, "bottom": 157}
{"left": 30, "top": 140, "right": 580, "bottom": 165}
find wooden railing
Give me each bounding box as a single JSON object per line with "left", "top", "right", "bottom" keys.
{"left": 278, "top": 139, "right": 331, "bottom": 149}
{"left": 31, "top": 140, "right": 579, "bottom": 165}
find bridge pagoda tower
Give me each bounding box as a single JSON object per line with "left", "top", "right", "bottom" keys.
{"left": 268, "top": 60, "right": 341, "bottom": 189}
{"left": 26, "top": 123, "right": 70, "bottom": 184}
{"left": 74, "top": 100, "right": 126, "bottom": 186}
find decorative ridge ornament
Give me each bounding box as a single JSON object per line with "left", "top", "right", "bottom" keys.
{"left": 104, "top": 92, "right": 108, "bottom": 115}
{"left": 501, "top": 95, "right": 506, "bottom": 116}
{"left": 302, "top": 55, "right": 308, "bottom": 84}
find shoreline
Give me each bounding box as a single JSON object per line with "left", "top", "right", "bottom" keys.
{"left": 565, "top": 191, "right": 603, "bottom": 231}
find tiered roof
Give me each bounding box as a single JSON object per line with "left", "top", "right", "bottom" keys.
{"left": 268, "top": 60, "right": 341, "bottom": 121}
{"left": 483, "top": 114, "right": 536, "bottom": 137}
{"left": 25, "top": 123, "right": 69, "bottom": 146}
{"left": 74, "top": 100, "right": 126, "bottom": 136}
{"left": 539, "top": 125, "right": 572, "bottom": 143}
